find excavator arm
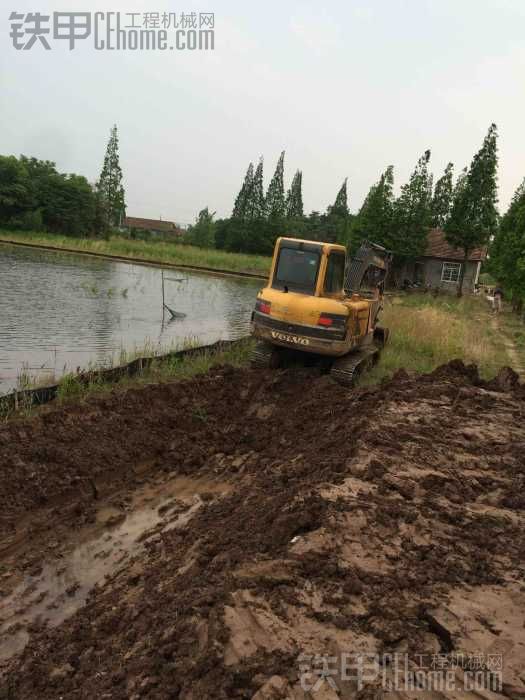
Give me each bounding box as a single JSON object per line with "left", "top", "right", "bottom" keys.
{"left": 344, "top": 240, "right": 393, "bottom": 295}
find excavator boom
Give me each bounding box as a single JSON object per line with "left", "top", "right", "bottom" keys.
{"left": 344, "top": 240, "right": 393, "bottom": 294}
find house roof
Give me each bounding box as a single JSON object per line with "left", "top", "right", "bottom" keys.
{"left": 422, "top": 228, "right": 487, "bottom": 262}
{"left": 123, "top": 216, "right": 180, "bottom": 233}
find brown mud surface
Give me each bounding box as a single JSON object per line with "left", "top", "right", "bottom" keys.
{"left": 1, "top": 361, "right": 525, "bottom": 698}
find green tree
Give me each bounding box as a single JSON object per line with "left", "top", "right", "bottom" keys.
{"left": 286, "top": 170, "right": 303, "bottom": 218}
{"left": 0, "top": 155, "right": 31, "bottom": 223}
{"left": 265, "top": 151, "right": 285, "bottom": 220}
{"left": 331, "top": 178, "right": 349, "bottom": 216}
{"left": 44, "top": 174, "right": 96, "bottom": 236}
{"left": 0, "top": 154, "right": 99, "bottom": 235}
{"left": 453, "top": 166, "right": 468, "bottom": 195}
{"left": 302, "top": 210, "right": 325, "bottom": 241}
{"left": 431, "top": 162, "right": 454, "bottom": 228}
{"left": 445, "top": 124, "right": 499, "bottom": 295}
{"left": 326, "top": 178, "right": 351, "bottom": 244}
{"left": 20, "top": 156, "right": 57, "bottom": 205}
{"left": 214, "top": 218, "right": 229, "bottom": 250}
{"left": 246, "top": 158, "right": 265, "bottom": 220}
{"left": 350, "top": 165, "right": 394, "bottom": 250}
{"left": 97, "top": 124, "right": 126, "bottom": 230}
{"left": 489, "top": 178, "right": 525, "bottom": 310}
{"left": 232, "top": 162, "right": 254, "bottom": 220}
{"left": 391, "top": 150, "right": 433, "bottom": 259}
{"left": 186, "top": 207, "right": 216, "bottom": 248}
{"left": 230, "top": 159, "right": 267, "bottom": 253}
{"left": 18, "top": 157, "right": 58, "bottom": 231}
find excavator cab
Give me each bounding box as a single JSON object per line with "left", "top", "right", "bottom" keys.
{"left": 250, "top": 237, "right": 392, "bottom": 385}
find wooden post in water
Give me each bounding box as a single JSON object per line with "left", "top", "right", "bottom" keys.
{"left": 161, "top": 270, "right": 186, "bottom": 324}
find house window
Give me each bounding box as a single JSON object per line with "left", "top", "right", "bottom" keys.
{"left": 441, "top": 262, "right": 461, "bottom": 283}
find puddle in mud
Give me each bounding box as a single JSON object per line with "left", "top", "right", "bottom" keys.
{"left": 0, "top": 475, "right": 230, "bottom": 666}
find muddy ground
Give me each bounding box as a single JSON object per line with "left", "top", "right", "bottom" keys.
{"left": 0, "top": 362, "right": 525, "bottom": 699}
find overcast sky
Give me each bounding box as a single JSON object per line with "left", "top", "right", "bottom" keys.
{"left": 2, "top": 0, "right": 525, "bottom": 225}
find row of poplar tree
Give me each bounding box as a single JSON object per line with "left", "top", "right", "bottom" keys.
{"left": 7, "top": 121, "right": 525, "bottom": 303}
{"left": 0, "top": 125, "right": 125, "bottom": 236}
{"left": 188, "top": 123, "right": 501, "bottom": 294}
{"left": 186, "top": 152, "right": 356, "bottom": 255}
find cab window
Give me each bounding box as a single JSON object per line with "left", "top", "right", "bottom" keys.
{"left": 272, "top": 247, "right": 320, "bottom": 294}
{"left": 324, "top": 252, "right": 345, "bottom": 294}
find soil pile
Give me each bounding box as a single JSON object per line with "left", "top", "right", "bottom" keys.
{"left": 1, "top": 361, "right": 524, "bottom": 698}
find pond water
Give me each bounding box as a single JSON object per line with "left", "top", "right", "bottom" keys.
{"left": 0, "top": 243, "right": 261, "bottom": 395}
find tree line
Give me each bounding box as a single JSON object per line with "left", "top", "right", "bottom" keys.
{"left": 186, "top": 151, "right": 351, "bottom": 254}
{"left": 187, "top": 124, "right": 499, "bottom": 294}
{"left": 0, "top": 125, "right": 126, "bottom": 237}
{"left": 2, "top": 122, "right": 512, "bottom": 299}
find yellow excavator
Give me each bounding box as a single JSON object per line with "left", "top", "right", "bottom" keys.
{"left": 250, "top": 237, "right": 392, "bottom": 386}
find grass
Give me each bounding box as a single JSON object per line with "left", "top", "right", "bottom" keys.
{"left": 14, "top": 338, "right": 197, "bottom": 395}
{"left": 53, "top": 293, "right": 518, "bottom": 403}
{"left": 496, "top": 311, "right": 525, "bottom": 371}
{"left": 360, "top": 292, "right": 512, "bottom": 385}
{"left": 0, "top": 230, "right": 271, "bottom": 276}
{"left": 3, "top": 293, "right": 521, "bottom": 421}
{"left": 498, "top": 311, "right": 525, "bottom": 346}
{"left": 55, "top": 337, "right": 254, "bottom": 403}
{"left": 16, "top": 364, "right": 59, "bottom": 392}
{"left": 509, "top": 326, "right": 525, "bottom": 350}
{"left": 479, "top": 271, "right": 497, "bottom": 286}
{"left": 1, "top": 338, "right": 253, "bottom": 420}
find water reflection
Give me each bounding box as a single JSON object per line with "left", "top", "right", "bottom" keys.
{"left": 0, "top": 244, "right": 260, "bottom": 394}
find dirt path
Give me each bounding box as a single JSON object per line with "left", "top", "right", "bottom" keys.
{"left": 1, "top": 363, "right": 525, "bottom": 698}
{"left": 491, "top": 313, "right": 525, "bottom": 378}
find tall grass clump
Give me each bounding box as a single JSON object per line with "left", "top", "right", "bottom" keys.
{"left": 0, "top": 230, "right": 271, "bottom": 276}
{"left": 361, "top": 293, "right": 510, "bottom": 384}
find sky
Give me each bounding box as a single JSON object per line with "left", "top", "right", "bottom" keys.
{"left": 1, "top": 0, "right": 525, "bottom": 225}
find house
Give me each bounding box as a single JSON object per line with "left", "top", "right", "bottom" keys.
{"left": 122, "top": 216, "right": 184, "bottom": 239}
{"left": 401, "top": 228, "right": 487, "bottom": 293}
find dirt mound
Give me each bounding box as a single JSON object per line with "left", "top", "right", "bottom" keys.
{"left": 1, "top": 363, "right": 525, "bottom": 698}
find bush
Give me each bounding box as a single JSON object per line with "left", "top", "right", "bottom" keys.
{"left": 0, "top": 154, "right": 98, "bottom": 236}
{"left": 185, "top": 207, "right": 216, "bottom": 248}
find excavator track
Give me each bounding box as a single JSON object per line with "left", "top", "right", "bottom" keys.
{"left": 250, "top": 341, "right": 281, "bottom": 369}
{"left": 330, "top": 347, "right": 379, "bottom": 387}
